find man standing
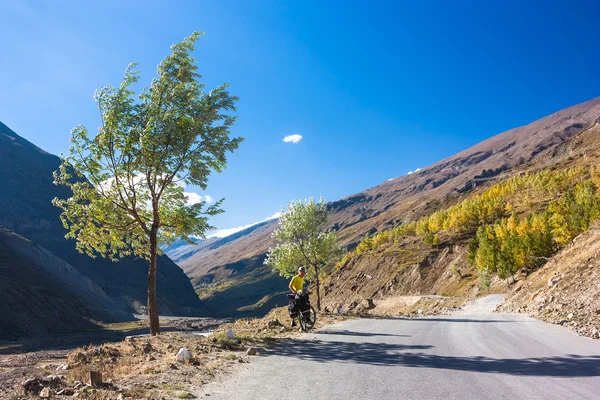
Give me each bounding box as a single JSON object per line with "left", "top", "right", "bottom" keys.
{"left": 288, "top": 266, "right": 306, "bottom": 327}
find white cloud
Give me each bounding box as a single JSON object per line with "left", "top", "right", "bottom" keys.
{"left": 407, "top": 168, "right": 422, "bottom": 175}
{"left": 208, "top": 212, "right": 281, "bottom": 238}
{"left": 283, "top": 134, "right": 303, "bottom": 144}
{"left": 97, "top": 175, "right": 213, "bottom": 206}
{"left": 184, "top": 192, "right": 214, "bottom": 205}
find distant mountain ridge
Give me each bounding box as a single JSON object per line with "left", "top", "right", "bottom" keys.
{"left": 0, "top": 121, "right": 208, "bottom": 335}
{"left": 170, "top": 96, "right": 600, "bottom": 317}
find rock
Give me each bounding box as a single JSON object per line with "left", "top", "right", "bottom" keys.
{"left": 267, "top": 319, "right": 283, "bottom": 329}
{"left": 73, "top": 381, "right": 84, "bottom": 389}
{"left": 117, "top": 395, "right": 124, "bottom": 400}
{"left": 225, "top": 329, "right": 236, "bottom": 340}
{"left": 68, "top": 352, "right": 89, "bottom": 365}
{"left": 417, "top": 309, "right": 424, "bottom": 315}
{"left": 142, "top": 342, "right": 152, "bottom": 354}
{"left": 189, "top": 356, "right": 202, "bottom": 366}
{"left": 41, "top": 375, "right": 61, "bottom": 387}
{"left": 279, "top": 327, "right": 287, "bottom": 333}
{"left": 57, "top": 388, "right": 75, "bottom": 396}
{"left": 23, "top": 377, "right": 43, "bottom": 394}
{"left": 361, "top": 298, "right": 375, "bottom": 309}
{"left": 89, "top": 370, "right": 103, "bottom": 387}
{"left": 107, "top": 348, "right": 121, "bottom": 358}
{"left": 39, "top": 388, "right": 54, "bottom": 398}
{"left": 146, "top": 355, "right": 156, "bottom": 362}
{"left": 246, "top": 347, "right": 258, "bottom": 356}
{"left": 177, "top": 348, "right": 191, "bottom": 362}
{"left": 567, "top": 313, "right": 574, "bottom": 320}
{"left": 169, "top": 363, "right": 178, "bottom": 370}
{"left": 548, "top": 275, "right": 561, "bottom": 287}
{"left": 56, "top": 364, "right": 69, "bottom": 372}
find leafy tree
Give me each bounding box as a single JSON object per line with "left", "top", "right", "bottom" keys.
{"left": 264, "top": 197, "right": 339, "bottom": 310}
{"left": 53, "top": 32, "right": 242, "bottom": 335}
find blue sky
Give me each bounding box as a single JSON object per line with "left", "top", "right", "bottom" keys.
{"left": 1, "top": 0, "right": 600, "bottom": 236}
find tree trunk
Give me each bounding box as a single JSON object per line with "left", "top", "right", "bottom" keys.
{"left": 314, "top": 264, "right": 322, "bottom": 311}
{"left": 148, "top": 229, "right": 160, "bottom": 336}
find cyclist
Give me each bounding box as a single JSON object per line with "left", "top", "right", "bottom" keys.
{"left": 288, "top": 266, "right": 306, "bottom": 327}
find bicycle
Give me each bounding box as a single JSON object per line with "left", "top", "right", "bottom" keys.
{"left": 289, "top": 290, "right": 317, "bottom": 332}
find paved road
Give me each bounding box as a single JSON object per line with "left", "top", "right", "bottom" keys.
{"left": 199, "top": 295, "right": 600, "bottom": 400}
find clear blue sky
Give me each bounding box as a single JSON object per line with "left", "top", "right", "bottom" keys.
{"left": 1, "top": 0, "right": 599, "bottom": 234}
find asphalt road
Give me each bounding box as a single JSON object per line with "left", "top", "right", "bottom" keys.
{"left": 199, "top": 295, "right": 600, "bottom": 400}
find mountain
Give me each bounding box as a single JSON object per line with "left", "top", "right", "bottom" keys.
{"left": 172, "top": 96, "right": 600, "bottom": 316}
{"left": 0, "top": 121, "right": 207, "bottom": 320}
{"left": 166, "top": 219, "right": 286, "bottom": 316}
{"left": 0, "top": 228, "right": 129, "bottom": 339}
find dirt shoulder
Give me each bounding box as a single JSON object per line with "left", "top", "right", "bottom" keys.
{"left": 1, "top": 309, "right": 352, "bottom": 400}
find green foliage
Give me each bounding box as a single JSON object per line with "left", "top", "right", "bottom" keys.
{"left": 53, "top": 31, "right": 242, "bottom": 260}
{"left": 264, "top": 197, "right": 339, "bottom": 279}
{"left": 355, "top": 235, "right": 375, "bottom": 254}
{"left": 469, "top": 178, "right": 600, "bottom": 279}
{"left": 548, "top": 181, "right": 600, "bottom": 244}
{"left": 338, "top": 165, "right": 600, "bottom": 287}
{"left": 478, "top": 268, "right": 491, "bottom": 292}
{"left": 52, "top": 32, "right": 242, "bottom": 334}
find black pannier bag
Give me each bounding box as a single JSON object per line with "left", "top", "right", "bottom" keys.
{"left": 287, "top": 294, "right": 298, "bottom": 318}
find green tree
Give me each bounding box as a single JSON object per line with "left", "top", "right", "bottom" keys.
{"left": 264, "top": 197, "right": 339, "bottom": 311}
{"left": 52, "top": 32, "right": 242, "bottom": 335}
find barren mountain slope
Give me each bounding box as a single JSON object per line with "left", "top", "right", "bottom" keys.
{"left": 0, "top": 228, "right": 129, "bottom": 338}
{"left": 0, "top": 121, "right": 207, "bottom": 317}
{"left": 179, "top": 219, "right": 278, "bottom": 281}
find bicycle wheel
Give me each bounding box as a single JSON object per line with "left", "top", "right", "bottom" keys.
{"left": 305, "top": 306, "right": 317, "bottom": 329}
{"left": 298, "top": 312, "right": 308, "bottom": 332}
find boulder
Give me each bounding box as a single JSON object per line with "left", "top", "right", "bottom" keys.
{"left": 55, "top": 364, "right": 69, "bottom": 372}
{"left": 246, "top": 347, "right": 258, "bottom": 356}
{"left": 23, "top": 377, "right": 43, "bottom": 394}
{"left": 226, "top": 329, "right": 236, "bottom": 340}
{"left": 142, "top": 342, "right": 152, "bottom": 354}
{"left": 361, "top": 298, "right": 375, "bottom": 309}
{"left": 176, "top": 348, "right": 191, "bottom": 362}
{"left": 548, "top": 275, "right": 561, "bottom": 287}
{"left": 267, "top": 319, "right": 283, "bottom": 329}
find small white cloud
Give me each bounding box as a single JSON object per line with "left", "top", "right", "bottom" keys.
{"left": 283, "top": 134, "right": 303, "bottom": 144}
{"left": 407, "top": 168, "right": 422, "bottom": 175}
{"left": 184, "top": 192, "right": 214, "bottom": 205}
{"left": 387, "top": 178, "right": 395, "bottom": 181}
{"left": 207, "top": 212, "right": 281, "bottom": 238}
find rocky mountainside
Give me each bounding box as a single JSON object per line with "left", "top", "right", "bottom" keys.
{"left": 173, "top": 96, "right": 600, "bottom": 317}
{"left": 499, "top": 228, "right": 600, "bottom": 339}
{"left": 0, "top": 121, "right": 207, "bottom": 319}
{"left": 0, "top": 228, "right": 129, "bottom": 338}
